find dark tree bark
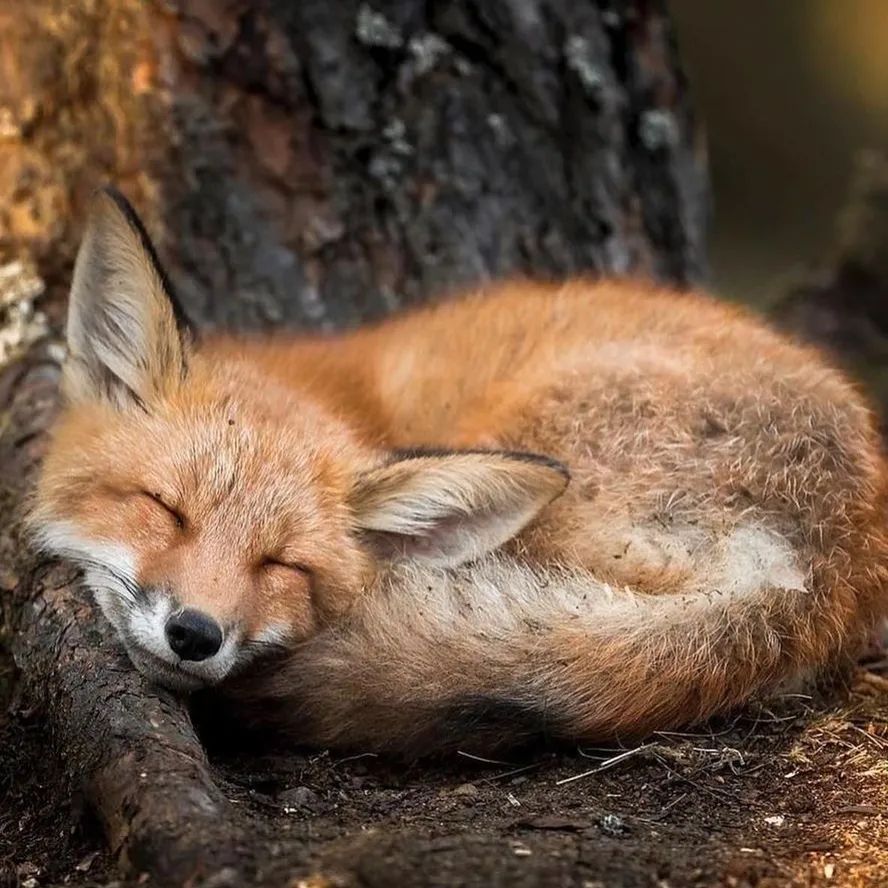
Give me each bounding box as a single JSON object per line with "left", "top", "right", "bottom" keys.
{"left": 0, "top": 1, "right": 707, "bottom": 884}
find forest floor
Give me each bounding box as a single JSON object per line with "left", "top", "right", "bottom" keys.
{"left": 2, "top": 630, "right": 887, "bottom": 887}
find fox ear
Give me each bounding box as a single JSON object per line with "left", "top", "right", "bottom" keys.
{"left": 350, "top": 450, "right": 569, "bottom": 568}
{"left": 64, "top": 187, "right": 192, "bottom": 409}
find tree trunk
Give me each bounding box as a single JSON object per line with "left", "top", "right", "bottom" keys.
{"left": 0, "top": 1, "right": 707, "bottom": 884}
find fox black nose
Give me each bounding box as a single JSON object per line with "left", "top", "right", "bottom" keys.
{"left": 165, "top": 609, "right": 223, "bottom": 661}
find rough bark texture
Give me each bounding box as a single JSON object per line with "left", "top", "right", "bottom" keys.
{"left": 1, "top": 0, "right": 706, "bottom": 329}
{"left": 0, "top": 1, "right": 706, "bottom": 884}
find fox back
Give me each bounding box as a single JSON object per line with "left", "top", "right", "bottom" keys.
{"left": 31, "top": 189, "right": 888, "bottom": 754}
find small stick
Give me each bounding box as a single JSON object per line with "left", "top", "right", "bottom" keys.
{"left": 456, "top": 750, "right": 518, "bottom": 767}
{"left": 555, "top": 743, "right": 655, "bottom": 785}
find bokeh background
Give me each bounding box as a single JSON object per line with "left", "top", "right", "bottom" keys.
{"left": 671, "top": 0, "right": 888, "bottom": 303}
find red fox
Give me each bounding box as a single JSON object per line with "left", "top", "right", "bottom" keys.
{"left": 31, "top": 188, "right": 888, "bottom": 755}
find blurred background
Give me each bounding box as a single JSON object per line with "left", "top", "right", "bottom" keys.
{"left": 671, "top": 0, "right": 888, "bottom": 303}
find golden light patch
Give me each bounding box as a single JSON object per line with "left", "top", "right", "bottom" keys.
{"left": 809, "top": 0, "right": 888, "bottom": 114}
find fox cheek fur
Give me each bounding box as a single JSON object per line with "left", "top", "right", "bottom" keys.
{"left": 31, "top": 187, "right": 888, "bottom": 756}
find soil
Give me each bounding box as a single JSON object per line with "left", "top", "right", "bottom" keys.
{"left": 2, "top": 627, "right": 887, "bottom": 887}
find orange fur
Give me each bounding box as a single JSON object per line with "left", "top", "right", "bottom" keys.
{"left": 31, "top": 190, "right": 888, "bottom": 753}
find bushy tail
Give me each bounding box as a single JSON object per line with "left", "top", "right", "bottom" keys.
{"left": 250, "top": 525, "right": 877, "bottom": 757}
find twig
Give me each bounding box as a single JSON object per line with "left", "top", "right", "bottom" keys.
{"left": 334, "top": 752, "right": 380, "bottom": 765}
{"left": 555, "top": 743, "right": 655, "bottom": 786}
{"left": 651, "top": 755, "right": 736, "bottom": 803}
{"left": 480, "top": 762, "right": 545, "bottom": 784}
{"left": 456, "top": 750, "right": 517, "bottom": 767}
{"left": 636, "top": 791, "right": 689, "bottom": 824}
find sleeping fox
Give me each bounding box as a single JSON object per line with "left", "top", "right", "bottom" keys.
{"left": 30, "top": 188, "right": 888, "bottom": 755}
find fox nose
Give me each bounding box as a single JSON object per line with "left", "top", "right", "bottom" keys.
{"left": 165, "top": 609, "right": 223, "bottom": 661}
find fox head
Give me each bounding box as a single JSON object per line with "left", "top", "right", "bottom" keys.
{"left": 30, "top": 189, "right": 568, "bottom": 692}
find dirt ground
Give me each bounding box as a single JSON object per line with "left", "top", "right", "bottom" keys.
{"left": 2, "top": 626, "right": 887, "bottom": 888}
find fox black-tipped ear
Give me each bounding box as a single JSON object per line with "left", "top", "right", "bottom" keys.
{"left": 349, "top": 450, "right": 569, "bottom": 568}
{"left": 64, "top": 187, "right": 192, "bottom": 409}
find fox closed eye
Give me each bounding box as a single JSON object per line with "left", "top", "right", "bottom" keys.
{"left": 140, "top": 490, "right": 186, "bottom": 529}
{"left": 261, "top": 558, "right": 313, "bottom": 578}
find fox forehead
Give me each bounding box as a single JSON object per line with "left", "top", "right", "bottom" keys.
{"left": 133, "top": 410, "right": 332, "bottom": 516}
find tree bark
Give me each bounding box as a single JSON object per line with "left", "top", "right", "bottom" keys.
{"left": 0, "top": 1, "right": 707, "bottom": 884}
